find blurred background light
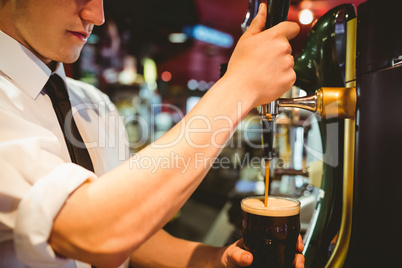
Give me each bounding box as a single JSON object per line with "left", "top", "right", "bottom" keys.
{"left": 183, "top": 24, "right": 234, "bottom": 48}
{"left": 187, "top": 79, "right": 198, "bottom": 90}
{"left": 161, "top": 71, "right": 172, "bottom": 82}
{"left": 299, "top": 9, "right": 314, "bottom": 25}
{"left": 168, "top": 33, "right": 188, "bottom": 43}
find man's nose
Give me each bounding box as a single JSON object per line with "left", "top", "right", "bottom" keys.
{"left": 80, "top": 0, "right": 105, "bottom": 26}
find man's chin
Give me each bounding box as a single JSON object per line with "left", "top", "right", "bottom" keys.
{"left": 52, "top": 48, "right": 82, "bottom": 64}
{"left": 61, "top": 53, "right": 81, "bottom": 64}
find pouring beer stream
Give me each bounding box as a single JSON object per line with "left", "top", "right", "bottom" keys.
{"left": 264, "top": 161, "right": 270, "bottom": 206}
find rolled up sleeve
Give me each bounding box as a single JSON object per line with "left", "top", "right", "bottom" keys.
{"left": 14, "top": 163, "right": 97, "bottom": 268}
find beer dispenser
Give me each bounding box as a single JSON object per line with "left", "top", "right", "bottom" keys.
{"left": 345, "top": 0, "right": 402, "bottom": 266}
{"left": 290, "top": 5, "right": 356, "bottom": 267}
{"left": 242, "top": 1, "right": 356, "bottom": 266}
{"left": 235, "top": 0, "right": 354, "bottom": 267}
{"left": 252, "top": 0, "right": 402, "bottom": 267}
{"left": 230, "top": 0, "right": 401, "bottom": 266}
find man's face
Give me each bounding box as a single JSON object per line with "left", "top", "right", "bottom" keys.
{"left": 10, "top": 0, "right": 104, "bottom": 65}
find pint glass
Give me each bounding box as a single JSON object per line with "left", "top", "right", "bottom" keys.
{"left": 241, "top": 196, "right": 301, "bottom": 268}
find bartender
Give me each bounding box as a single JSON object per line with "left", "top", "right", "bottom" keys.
{"left": 0, "top": 0, "right": 304, "bottom": 267}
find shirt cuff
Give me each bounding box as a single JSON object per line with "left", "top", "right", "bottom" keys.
{"left": 14, "top": 163, "right": 97, "bottom": 268}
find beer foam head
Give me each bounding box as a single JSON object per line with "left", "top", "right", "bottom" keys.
{"left": 241, "top": 196, "right": 300, "bottom": 217}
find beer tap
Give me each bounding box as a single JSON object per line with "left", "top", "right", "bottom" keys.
{"left": 259, "top": 86, "right": 356, "bottom": 163}
{"left": 241, "top": 0, "right": 291, "bottom": 162}
{"left": 260, "top": 87, "right": 356, "bottom": 121}
{"left": 257, "top": 89, "right": 319, "bottom": 161}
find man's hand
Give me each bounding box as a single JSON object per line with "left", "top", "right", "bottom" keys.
{"left": 223, "top": 3, "right": 300, "bottom": 108}
{"left": 219, "top": 236, "right": 305, "bottom": 268}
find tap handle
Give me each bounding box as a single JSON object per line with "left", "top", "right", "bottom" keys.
{"left": 241, "top": 0, "right": 261, "bottom": 32}
{"left": 265, "top": 0, "right": 291, "bottom": 28}
{"left": 242, "top": 0, "right": 291, "bottom": 32}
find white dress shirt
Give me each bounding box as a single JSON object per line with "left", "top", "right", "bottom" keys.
{"left": 0, "top": 30, "right": 129, "bottom": 267}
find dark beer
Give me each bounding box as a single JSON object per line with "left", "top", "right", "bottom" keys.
{"left": 241, "top": 196, "right": 300, "bottom": 268}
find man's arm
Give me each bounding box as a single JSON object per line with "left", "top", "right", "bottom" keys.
{"left": 50, "top": 71, "right": 256, "bottom": 267}
{"left": 129, "top": 230, "right": 305, "bottom": 268}
{"left": 49, "top": 4, "right": 300, "bottom": 267}
{"left": 129, "top": 229, "right": 223, "bottom": 268}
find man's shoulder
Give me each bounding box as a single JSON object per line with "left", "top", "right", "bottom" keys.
{"left": 0, "top": 71, "right": 23, "bottom": 109}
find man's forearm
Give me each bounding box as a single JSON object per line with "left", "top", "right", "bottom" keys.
{"left": 130, "top": 229, "right": 223, "bottom": 268}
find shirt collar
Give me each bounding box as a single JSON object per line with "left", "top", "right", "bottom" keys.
{"left": 0, "top": 30, "right": 67, "bottom": 100}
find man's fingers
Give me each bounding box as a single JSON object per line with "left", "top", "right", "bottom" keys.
{"left": 294, "top": 235, "right": 305, "bottom": 267}
{"left": 242, "top": 5, "right": 300, "bottom": 43}
{"left": 271, "top": 21, "right": 300, "bottom": 41}
{"left": 297, "top": 235, "right": 304, "bottom": 252}
{"left": 294, "top": 253, "right": 305, "bottom": 268}
{"left": 242, "top": 3, "right": 267, "bottom": 38}
{"left": 231, "top": 247, "right": 253, "bottom": 267}
{"left": 228, "top": 239, "right": 253, "bottom": 267}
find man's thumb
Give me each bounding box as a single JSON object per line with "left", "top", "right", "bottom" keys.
{"left": 242, "top": 3, "right": 267, "bottom": 38}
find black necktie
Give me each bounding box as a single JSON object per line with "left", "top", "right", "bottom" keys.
{"left": 45, "top": 74, "right": 94, "bottom": 172}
